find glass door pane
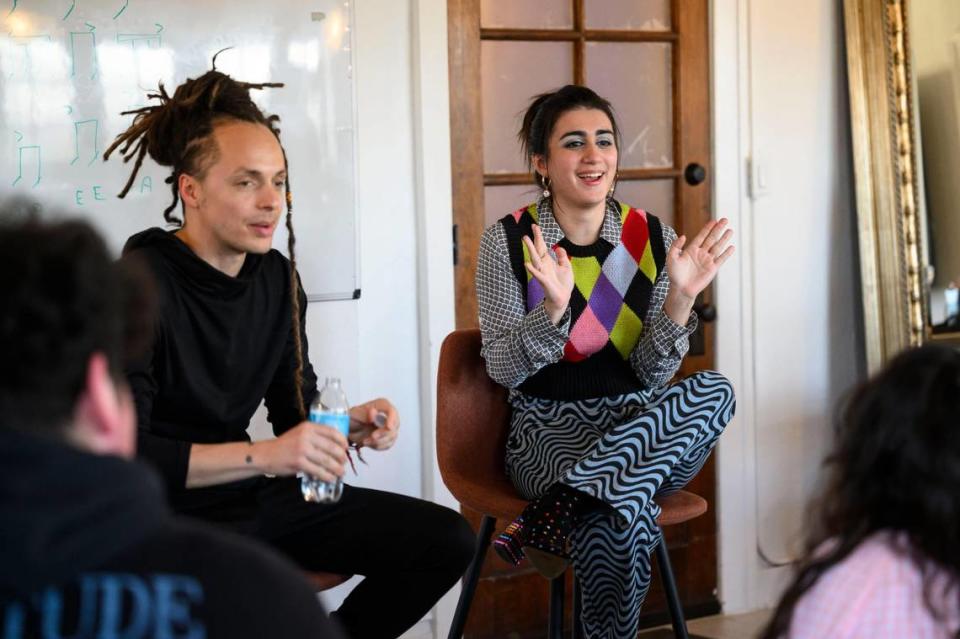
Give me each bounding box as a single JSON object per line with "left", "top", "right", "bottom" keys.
{"left": 481, "top": 0, "right": 573, "bottom": 29}
{"left": 585, "top": 42, "right": 673, "bottom": 168}
{"left": 481, "top": 41, "right": 574, "bottom": 174}
{"left": 583, "top": 0, "right": 671, "bottom": 30}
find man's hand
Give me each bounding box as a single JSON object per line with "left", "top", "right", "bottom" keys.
{"left": 256, "top": 421, "right": 349, "bottom": 482}
{"left": 349, "top": 398, "right": 399, "bottom": 450}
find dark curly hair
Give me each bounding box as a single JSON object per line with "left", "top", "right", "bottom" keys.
{"left": 761, "top": 344, "right": 960, "bottom": 638}
{"left": 104, "top": 56, "right": 309, "bottom": 420}
{"left": 519, "top": 85, "right": 620, "bottom": 192}
{"left": 0, "top": 200, "right": 154, "bottom": 435}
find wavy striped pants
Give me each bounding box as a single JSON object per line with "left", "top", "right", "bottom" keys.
{"left": 505, "top": 371, "right": 736, "bottom": 639}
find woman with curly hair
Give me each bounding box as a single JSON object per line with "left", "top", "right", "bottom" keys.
{"left": 762, "top": 344, "right": 960, "bottom": 639}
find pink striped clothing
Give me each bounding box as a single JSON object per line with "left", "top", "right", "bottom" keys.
{"left": 790, "top": 532, "right": 960, "bottom": 639}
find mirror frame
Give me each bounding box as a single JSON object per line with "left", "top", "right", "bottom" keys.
{"left": 843, "top": 0, "right": 928, "bottom": 373}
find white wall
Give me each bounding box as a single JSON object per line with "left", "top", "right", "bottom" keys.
{"left": 712, "top": 0, "right": 865, "bottom": 613}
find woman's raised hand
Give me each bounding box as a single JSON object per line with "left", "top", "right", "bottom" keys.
{"left": 663, "top": 218, "right": 734, "bottom": 324}
{"left": 523, "top": 224, "right": 574, "bottom": 325}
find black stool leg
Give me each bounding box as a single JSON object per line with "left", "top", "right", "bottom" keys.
{"left": 447, "top": 515, "right": 496, "bottom": 639}
{"left": 572, "top": 572, "right": 585, "bottom": 639}
{"left": 655, "top": 538, "right": 690, "bottom": 639}
{"left": 548, "top": 574, "right": 565, "bottom": 639}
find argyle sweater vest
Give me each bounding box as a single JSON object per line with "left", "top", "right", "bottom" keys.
{"left": 500, "top": 202, "right": 666, "bottom": 400}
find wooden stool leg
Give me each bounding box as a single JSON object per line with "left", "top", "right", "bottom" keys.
{"left": 447, "top": 515, "right": 496, "bottom": 639}
{"left": 548, "top": 574, "right": 565, "bottom": 639}
{"left": 655, "top": 538, "right": 690, "bottom": 639}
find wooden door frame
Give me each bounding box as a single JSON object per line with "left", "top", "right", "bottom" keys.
{"left": 448, "top": 0, "right": 484, "bottom": 329}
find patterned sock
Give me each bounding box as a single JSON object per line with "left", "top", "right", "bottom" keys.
{"left": 492, "top": 483, "right": 606, "bottom": 569}
{"left": 492, "top": 517, "right": 527, "bottom": 566}
{"left": 519, "top": 483, "right": 582, "bottom": 558}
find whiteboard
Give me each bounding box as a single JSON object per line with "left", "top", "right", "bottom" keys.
{"left": 0, "top": 0, "right": 359, "bottom": 301}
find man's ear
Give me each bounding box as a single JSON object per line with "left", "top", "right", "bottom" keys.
{"left": 179, "top": 172, "right": 202, "bottom": 210}
{"left": 71, "top": 353, "right": 130, "bottom": 457}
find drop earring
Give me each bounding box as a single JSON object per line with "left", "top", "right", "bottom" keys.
{"left": 540, "top": 175, "right": 551, "bottom": 199}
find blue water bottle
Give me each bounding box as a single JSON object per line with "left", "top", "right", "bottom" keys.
{"left": 300, "top": 377, "right": 350, "bottom": 503}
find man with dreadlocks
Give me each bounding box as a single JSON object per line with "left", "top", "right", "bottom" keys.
{"left": 105, "top": 64, "right": 474, "bottom": 639}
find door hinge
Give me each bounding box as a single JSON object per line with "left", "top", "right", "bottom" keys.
{"left": 452, "top": 224, "right": 459, "bottom": 266}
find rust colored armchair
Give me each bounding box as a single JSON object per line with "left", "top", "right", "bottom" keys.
{"left": 436, "top": 328, "right": 707, "bottom": 639}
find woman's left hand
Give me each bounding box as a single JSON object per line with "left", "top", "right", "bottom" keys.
{"left": 663, "top": 218, "right": 734, "bottom": 322}
{"left": 348, "top": 398, "right": 399, "bottom": 451}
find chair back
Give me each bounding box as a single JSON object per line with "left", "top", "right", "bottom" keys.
{"left": 436, "top": 329, "right": 525, "bottom": 519}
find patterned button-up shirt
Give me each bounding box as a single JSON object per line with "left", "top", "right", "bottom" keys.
{"left": 475, "top": 196, "right": 697, "bottom": 395}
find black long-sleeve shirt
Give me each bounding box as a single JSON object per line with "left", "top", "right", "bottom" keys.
{"left": 123, "top": 229, "right": 318, "bottom": 505}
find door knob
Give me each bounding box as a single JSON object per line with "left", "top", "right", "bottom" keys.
{"left": 694, "top": 302, "right": 716, "bottom": 322}
{"left": 684, "top": 163, "right": 706, "bottom": 186}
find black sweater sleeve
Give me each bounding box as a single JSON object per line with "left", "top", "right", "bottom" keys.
{"left": 264, "top": 277, "right": 319, "bottom": 436}
{"left": 124, "top": 245, "right": 315, "bottom": 489}
{"left": 127, "top": 320, "right": 192, "bottom": 492}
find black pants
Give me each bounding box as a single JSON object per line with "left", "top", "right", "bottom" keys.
{"left": 176, "top": 477, "right": 475, "bottom": 639}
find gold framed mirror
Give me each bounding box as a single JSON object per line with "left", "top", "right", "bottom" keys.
{"left": 844, "top": 0, "right": 960, "bottom": 374}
